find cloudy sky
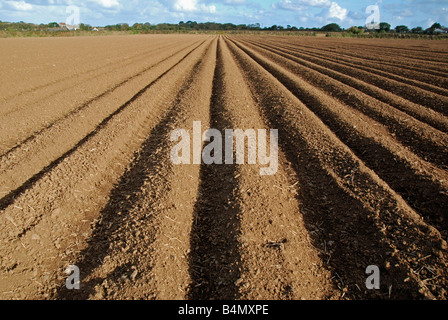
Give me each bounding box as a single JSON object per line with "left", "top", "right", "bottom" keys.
{"left": 0, "top": 0, "right": 447, "bottom": 28}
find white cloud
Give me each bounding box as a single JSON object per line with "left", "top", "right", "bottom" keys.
{"left": 174, "top": 0, "right": 196, "bottom": 11}
{"left": 5, "top": 0, "right": 33, "bottom": 11}
{"left": 90, "top": 0, "right": 120, "bottom": 9}
{"left": 172, "top": 0, "right": 216, "bottom": 13}
{"left": 326, "top": 1, "right": 347, "bottom": 20}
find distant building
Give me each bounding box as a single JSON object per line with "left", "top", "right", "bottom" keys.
{"left": 59, "top": 22, "right": 78, "bottom": 30}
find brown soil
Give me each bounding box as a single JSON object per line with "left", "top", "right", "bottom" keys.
{"left": 0, "top": 35, "right": 447, "bottom": 300}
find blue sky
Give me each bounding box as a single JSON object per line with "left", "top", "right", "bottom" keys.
{"left": 0, "top": 0, "right": 447, "bottom": 28}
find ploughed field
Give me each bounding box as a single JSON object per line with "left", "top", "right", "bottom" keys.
{"left": 0, "top": 34, "right": 447, "bottom": 300}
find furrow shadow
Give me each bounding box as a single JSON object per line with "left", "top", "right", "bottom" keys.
{"left": 187, "top": 39, "right": 243, "bottom": 300}
{"left": 54, "top": 54, "right": 207, "bottom": 300}
{"left": 230, "top": 38, "right": 448, "bottom": 236}
{"left": 226, "top": 37, "right": 429, "bottom": 299}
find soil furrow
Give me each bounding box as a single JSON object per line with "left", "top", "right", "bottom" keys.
{"left": 351, "top": 42, "right": 448, "bottom": 56}
{"left": 232, "top": 38, "right": 448, "bottom": 164}
{"left": 312, "top": 40, "right": 448, "bottom": 68}
{"left": 0, "top": 39, "right": 202, "bottom": 158}
{"left": 187, "top": 39, "right": 242, "bottom": 300}
{"left": 256, "top": 38, "right": 448, "bottom": 93}
{"left": 244, "top": 38, "right": 448, "bottom": 134}
{"left": 0, "top": 35, "right": 186, "bottom": 103}
{"left": 0, "top": 38, "right": 203, "bottom": 155}
{"left": 0, "top": 40, "right": 205, "bottom": 199}
{"left": 1, "top": 34, "right": 447, "bottom": 301}
{"left": 0, "top": 37, "right": 213, "bottom": 299}
{"left": 56, "top": 38, "right": 217, "bottom": 300}
{"left": 229, "top": 38, "right": 448, "bottom": 234}
{"left": 244, "top": 38, "right": 448, "bottom": 114}
{"left": 227, "top": 37, "right": 448, "bottom": 300}
{"left": 346, "top": 43, "right": 448, "bottom": 64}
{"left": 206, "top": 38, "right": 336, "bottom": 300}
{"left": 275, "top": 39, "right": 448, "bottom": 77}
{"left": 0, "top": 38, "right": 181, "bottom": 115}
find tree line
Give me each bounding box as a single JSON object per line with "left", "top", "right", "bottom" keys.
{"left": 0, "top": 20, "right": 445, "bottom": 35}
{"left": 320, "top": 22, "right": 445, "bottom": 34}
{"left": 100, "top": 21, "right": 448, "bottom": 34}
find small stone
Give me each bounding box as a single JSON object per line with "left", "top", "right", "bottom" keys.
{"left": 130, "top": 270, "right": 138, "bottom": 281}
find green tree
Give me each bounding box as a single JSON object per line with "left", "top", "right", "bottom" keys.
{"left": 79, "top": 23, "right": 92, "bottom": 31}
{"left": 411, "top": 26, "right": 423, "bottom": 33}
{"left": 120, "top": 23, "right": 129, "bottom": 31}
{"left": 379, "top": 22, "right": 391, "bottom": 32}
{"left": 185, "top": 21, "right": 198, "bottom": 29}
{"left": 132, "top": 23, "right": 143, "bottom": 30}
{"left": 48, "top": 22, "right": 59, "bottom": 28}
{"left": 395, "top": 25, "right": 409, "bottom": 33}
{"left": 347, "top": 26, "right": 364, "bottom": 34}
{"left": 248, "top": 23, "right": 261, "bottom": 30}
{"left": 321, "top": 23, "right": 342, "bottom": 32}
